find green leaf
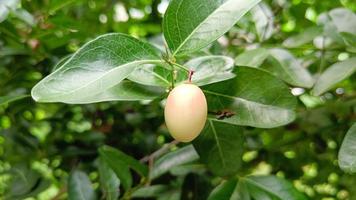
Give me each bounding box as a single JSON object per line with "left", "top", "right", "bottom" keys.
{"left": 68, "top": 170, "right": 96, "bottom": 200}
{"left": 186, "top": 56, "right": 235, "bottom": 86}
{"left": 163, "top": 0, "right": 261, "bottom": 56}
{"left": 193, "top": 120, "right": 243, "bottom": 177}
{"left": 235, "top": 48, "right": 269, "bottom": 67}
{"left": 208, "top": 179, "right": 238, "bottom": 200}
{"left": 283, "top": 26, "right": 322, "bottom": 48}
{"left": 129, "top": 56, "right": 235, "bottom": 87}
{"left": 150, "top": 145, "right": 199, "bottom": 179}
{"left": 99, "top": 145, "right": 148, "bottom": 190}
{"left": 251, "top": 2, "right": 274, "bottom": 41}
{"left": 244, "top": 175, "right": 307, "bottom": 200}
{"left": 203, "top": 66, "right": 296, "bottom": 128}
{"left": 208, "top": 179, "right": 250, "bottom": 200}
{"left": 128, "top": 64, "right": 172, "bottom": 87}
{"left": 64, "top": 80, "right": 164, "bottom": 104}
{"left": 7, "top": 164, "right": 40, "bottom": 198}
{"left": 0, "top": 94, "right": 29, "bottom": 106}
{"left": 98, "top": 158, "right": 120, "bottom": 200}
{"left": 132, "top": 185, "right": 168, "bottom": 198}
{"left": 328, "top": 8, "right": 356, "bottom": 35}
{"left": 12, "top": 8, "right": 36, "bottom": 26}
{"left": 317, "top": 8, "right": 356, "bottom": 45}
{"left": 267, "top": 48, "right": 314, "bottom": 88}
{"left": 312, "top": 57, "right": 356, "bottom": 96}
{"left": 340, "top": 32, "right": 356, "bottom": 47}
{"left": 0, "top": 0, "right": 19, "bottom": 22}
{"left": 338, "top": 123, "right": 356, "bottom": 173}
{"left": 31, "top": 33, "right": 162, "bottom": 103}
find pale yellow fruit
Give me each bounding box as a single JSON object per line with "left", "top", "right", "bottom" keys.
{"left": 164, "top": 83, "right": 207, "bottom": 142}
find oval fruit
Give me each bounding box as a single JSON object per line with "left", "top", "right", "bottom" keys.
{"left": 164, "top": 83, "right": 207, "bottom": 142}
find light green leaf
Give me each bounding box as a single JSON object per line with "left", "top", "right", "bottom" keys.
{"left": 0, "top": 0, "right": 19, "bottom": 22}
{"left": 283, "top": 26, "right": 322, "bottom": 48}
{"left": 12, "top": 8, "right": 36, "bottom": 26}
{"left": 312, "top": 57, "right": 356, "bottom": 96}
{"left": 317, "top": 8, "right": 356, "bottom": 45}
{"left": 68, "top": 170, "right": 96, "bottom": 200}
{"left": 338, "top": 123, "right": 356, "bottom": 173}
{"left": 98, "top": 158, "right": 120, "bottom": 200}
{"left": 327, "top": 8, "right": 356, "bottom": 35}
{"left": 163, "top": 0, "right": 261, "bottom": 56}
{"left": 340, "top": 32, "right": 356, "bottom": 47}
{"left": 31, "top": 33, "right": 162, "bottom": 103}
{"left": 0, "top": 94, "right": 29, "bottom": 106}
{"left": 251, "top": 2, "right": 274, "bottom": 41}
{"left": 194, "top": 120, "right": 243, "bottom": 177}
{"left": 64, "top": 80, "right": 164, "bottom": 104}
{"left": 132, "top": 185, "right": 168, "bottom": 198}
{"left": 186, "top": 56, "right": 235, "bottom": 86}
{"left": 267, "top": 48, "right": 314, "bottom": 88}
{"left": 99, "top": 145, "right": 148, "bottom": 190}
{"left": 235, "top": 48, "right": 269, "bottom": 67}
{"left": 128, "top": 64, "right": 172, "bottom": 87}
{"left": 203, "top": 66, "right": 297, "bottom": 128}
{"left": 129, "top": 56, "right": 235, "bottom": 87}
{"left": 150, "top": 145, "right": 199, "bottom": 179}
{"left": 244, "top": 175, "right": 307, "bottom": 200}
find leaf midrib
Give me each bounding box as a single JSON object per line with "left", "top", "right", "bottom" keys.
{"left": 203, "top": 89, "right": 288, "bottom": 109}
{"left": 34, "top": 59, "right": 163, "bottom": 101}
{"left": 172, "top": 0, "right": 228, "bottom": 56}
{"left": 244, "top": 177, "right": 284, "bottom": 200}
{"left": 209, "top": 119, "right": 226, "bottom": 168}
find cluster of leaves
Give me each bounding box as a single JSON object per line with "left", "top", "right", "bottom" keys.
{"left": 0, "top": 0, "right": 356, "bottom": 199}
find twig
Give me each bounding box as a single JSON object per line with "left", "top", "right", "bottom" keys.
{"left": 51, "top": 186, "right": 67, "bottom": 200}
{"left": 140, "top": 140, "right": 180, "bottom": 186}
{"left": 140, "top": 140, "right": 180, "bottom": 163}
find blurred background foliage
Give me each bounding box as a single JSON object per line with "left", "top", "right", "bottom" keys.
{"left": 0, "top": 0, "right": 356, "bottom": 199}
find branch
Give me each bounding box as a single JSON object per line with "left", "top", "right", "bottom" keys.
{"left": 140, "top": 140, "right": 180, "bottom": 163}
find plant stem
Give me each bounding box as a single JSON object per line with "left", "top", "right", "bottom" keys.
{"left": 140, "top": 140, "right": 180, "bottom": 163}
{"left": 172, "top": 62, "right": 189, "bottom": 72}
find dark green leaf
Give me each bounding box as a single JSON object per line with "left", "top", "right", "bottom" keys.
{"left": 208, "top": 179, "right": 238, "bottom": 200}
{"left": 150, "top": 145, "right": 199, "bottom": 179}
{"left": 312, "top": 57, "right": 356, "bottom": 96}
{"left": 163, "top": 0, "right": 261, "bottom": 56}
{"left": 208, "top": 179, "right": 250, "bottom": 200}
{"left": 99, "top": 145, "right": 148, "bottom": 190}
{"left": 194, "top": 120, "right": 244, "bottom": 177}
{"left": 31, "top": 33, "right": 162, "bottom": 103}
{"left": 338, "top": 123, "right": 356, "bottom": 173}
{"left": 68, "top": 170, "right": 96, "bottom": 200}
{"left": 98, "top": 158, "right": 120, "bottom": 200}
{"left": 203, "top": 66, "right": 297, "bottom": 128}
{"left": 235, "top": 48, "right": 269, "bottom": 67}
{"left": 181, "top": 173, "right": 213, "bottom": 200}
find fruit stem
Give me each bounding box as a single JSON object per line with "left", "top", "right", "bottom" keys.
{"left": 188, "top": 70, "right": 195, "bottom": 83}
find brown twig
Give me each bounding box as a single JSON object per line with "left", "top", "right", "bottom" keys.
{"left": 140, "top": 140, "right": 180, "bottom": 163}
